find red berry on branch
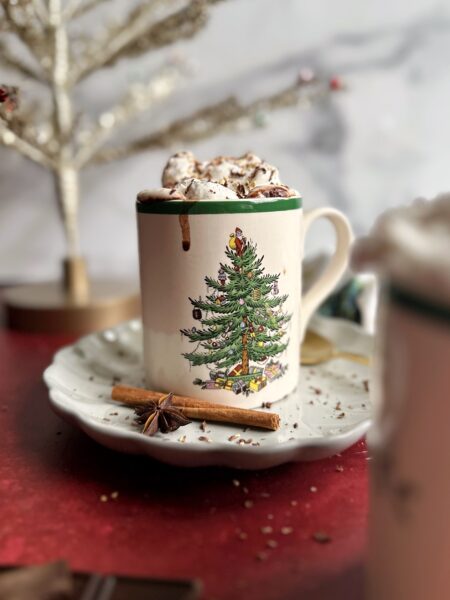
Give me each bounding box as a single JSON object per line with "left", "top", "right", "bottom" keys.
{"left": 0, "top": 85, "right": 19, "bottom": 112}
{"left": 329, "top": 76, "right": 345, "bottom": 91}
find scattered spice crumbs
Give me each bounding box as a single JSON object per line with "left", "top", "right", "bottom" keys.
{"left": 232, "top": 479, "right": 241, "bottom": 487}
{"left": 310, "top": 486, "right": 318, "bottom": 493}
{"left": 363, "top": 380, "right": 370, "bottom": 392}
{"left": 260, "top": 526, "right": 273, "bottom": 534}
{"left": 281, "top": 526, "right": 293, "bottom": 535}
{"left": 335, "top": 465, "right": 344, "bottom": 472}
{"left": 244, "top": 500, "right": 254, "bottom": 509}
{"left": 256, "top": 551, "right": 269, "bottom": 561}
{"left": 312, "top": 532, "right": 331, "bottom": 544}
{"left": 266, "top": 540, "right": 278, "bottom": 549}
{"left": 337, "top": 413, "right": 346, "bottom": 419}
{"left": 198, "top": 436, "right": 212, "bottom": 443}
{"left": 238, "top": 438, "right": 254, "bottom": 445}
{"left": 110, "top": 491, "right": 119, "bottom": 500}
{"left": 228, "top": 434, "right": 240, "bottom": 442}
{"left": 100, "top": 495, "right": 108, "bottom": 503}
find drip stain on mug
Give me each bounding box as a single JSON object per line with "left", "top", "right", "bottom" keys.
{"left": 179, "top": 214, "right": 191, "bottom": 251}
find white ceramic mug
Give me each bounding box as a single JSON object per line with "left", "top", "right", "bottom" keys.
{"left": 137, "top": 196, "right": 353, "bottom": 408}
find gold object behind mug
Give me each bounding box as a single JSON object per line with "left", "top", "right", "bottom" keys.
{"left": 301, "top": 329, "right": 370, "bottom": 366}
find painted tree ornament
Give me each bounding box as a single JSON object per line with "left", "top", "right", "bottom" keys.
{"left": 252, "top": 288, "right": 261, "bottom": 301}
{"left": 193, "top": 307, "right": 202, "bottom": 320}
{"left": 239, "top": 298, "right": 245, "bottom": 305}
{"left": 218, "top": 267, "right": 227, "bottom": 285}
{"left": 258, "top": 325, "right": 265, "bottom": 333}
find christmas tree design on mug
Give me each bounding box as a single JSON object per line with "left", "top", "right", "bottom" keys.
{"left": 181, "top": 227, "right": 291, "bottom": 396}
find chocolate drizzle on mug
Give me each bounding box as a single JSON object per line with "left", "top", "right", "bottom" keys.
{"left": 136, "top": 189, "right": 192, "bottom": 251}
{"left": 179, "top": 214, "right": 191, "bottom": 251}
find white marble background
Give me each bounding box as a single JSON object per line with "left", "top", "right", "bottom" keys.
{"left": 1, "top": 0, "right": 449, "bottom": 282}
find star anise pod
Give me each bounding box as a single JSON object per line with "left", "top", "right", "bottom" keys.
{"left": 134, "top": 393, "right": 191, "bottom": 436}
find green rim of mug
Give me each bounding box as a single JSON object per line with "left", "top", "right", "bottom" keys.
{"left": 136, "top": 196, "right": 302, "bottom": 215}
{"left": 389, "top": 284, "right": 450, "bottom": 325}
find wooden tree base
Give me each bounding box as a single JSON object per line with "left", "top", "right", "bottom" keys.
{"left": 3, "top": 280, "right": 140, "bottom": 334}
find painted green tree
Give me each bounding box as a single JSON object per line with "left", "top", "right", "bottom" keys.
{"left": 181, "top": 230, "right": 291, "bottom": 381}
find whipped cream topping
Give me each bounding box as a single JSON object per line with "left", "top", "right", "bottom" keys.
{"left": 175, "top": 178, "right": 239, "bottom": 200}
{"left": 156, "top": 151, "right": 298, "bottom": 200}
{"left": 352, "top": 194, "right": 450, "bottom": 303}
{"left": 137, "top": 151, "right": 300, "bottom": 253}
{"left": 161, "top": 151, "right": 199, "bottom": 187}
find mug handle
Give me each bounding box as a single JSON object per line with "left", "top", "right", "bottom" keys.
{"left": 300, "top": 207, "right": 354, "bottom": 339}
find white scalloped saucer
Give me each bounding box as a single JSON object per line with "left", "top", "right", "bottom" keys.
{"left": 43, "top": 316, "right": 373, "bottom": 469}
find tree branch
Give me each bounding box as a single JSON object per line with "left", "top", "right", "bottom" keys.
{"left": 0, "top": 117, "right": 55, "bottom": 169}
{"left": 62, "top": 0, "right": 111, "bottom": 21}
{"left": 71, "top": 0, "right": 211, "bottom": 85}
{"left": 74, "top": 64, "right": 184, "bottom": 168}
{"left": 92, "top": 79, "right": 328, "bottom": 164}
{"left": 32, "top": 0, "right": 49, "bottom": 25}
{"left": 0, "top": 0, "right": 49, "bottom": 67}
{"left": 0, "top": 40, "right": 47, "bottom": 83}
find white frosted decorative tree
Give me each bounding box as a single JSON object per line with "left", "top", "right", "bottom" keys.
{"left": 0, "top": 0, "right": 341, "bottom": 330}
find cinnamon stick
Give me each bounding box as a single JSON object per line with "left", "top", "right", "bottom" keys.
{"left": 111, "top": 385, "right": 280, "bottom": 431}
{"left": 179, "top": 406, "right": 279, "bottom": 431}
{"left": 112, "top": 385, "right": 219, "bottom": 408}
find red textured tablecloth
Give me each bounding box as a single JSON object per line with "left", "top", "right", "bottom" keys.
{"left": 0, "top": 326, "right": 367, "bottom": 600}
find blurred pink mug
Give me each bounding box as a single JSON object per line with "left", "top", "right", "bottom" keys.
{"left": 353, "top": 196, "right": 450, "bottom": 600}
